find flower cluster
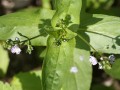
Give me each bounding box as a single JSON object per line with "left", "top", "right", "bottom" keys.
{"left": 5, "top": 37, "right": 33, "bottom": 55}
{"left": 89, "top": 54, "right": 115, "bottom": 70}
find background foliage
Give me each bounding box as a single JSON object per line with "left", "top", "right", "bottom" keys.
{"left": 0, "top": 0, "right": 120, "bottom": 90}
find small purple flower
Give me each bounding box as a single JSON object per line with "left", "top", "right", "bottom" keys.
{"left": 11, "top": 45, "right": 21, "bottom": 54}
{"left": 70, "top": 66, "right": 78, "bottom": 73}
{"left": 89, "top": 56, "right": 98, "bottom": 65}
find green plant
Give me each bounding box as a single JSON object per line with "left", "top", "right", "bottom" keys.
{"left": 0, "top": 0, "right": 120, "bottom": 90}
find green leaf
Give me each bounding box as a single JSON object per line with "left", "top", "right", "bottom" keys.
{"left": 105, "top": 58, "right": 120, "bottom": 79}
{"left": 11, "top": 70, "right": 42, "bottom": 90}
{"left": 0, "top": 82, "right": 12, "bottom": 90}
{"left": 42, "top": 31, "right": 92, "bottom": 90}
{"left": 42, "top": 35, "right": 76, "bottom": 90}
{"left": 80, "top": 14, "right": 120, "bottom": 54}
{"left": 0, "top": 8, "right": 54, "bottom": 46}
{"left": 72, "top": 32, "right": 92, "bottom": 90}
{"left": 0, "top": 71, "right": 42, "bottom": 90}
{"left": 51, "top": 0, "right": 82, "bottom": 28}
{"left": 42, "top": 0, "right": 51, "bottom": 9}
{"left": 0, "top": 44, "right": 9, "bottom": 77}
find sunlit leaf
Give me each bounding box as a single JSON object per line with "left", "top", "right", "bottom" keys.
{"left": 42, "top": 35, "right": 76, "bottom": 90}
{"left": 0, "top": 82, "right": 12, "bottom": 90}
{"left": 0, "top": 44, "right": 9, "bottom": 77}
{"left": 80, "top": 14, "right": 120, "bottom": 54}
{"left": 51, "top": 0, "right": 82, "bottom": 28}
{"left": 42, "top": 31, "right": 92, "bottom": 90}
{"left": 71, "top": 32, "right": 92, "bottom": 90}
{"left": 11, "top": 70, "right": 42, "bottom": 90}
{"left": 0, "top": 8, "right": 54, "bottom": 46}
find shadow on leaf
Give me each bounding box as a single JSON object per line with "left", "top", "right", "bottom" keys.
{"left": 76, "top": 31, "right": 90, "bottom": 51}
{"left": 38, "top": 19, "right": 51, "bottom": 37}
{"left": 115, "top": 35, "right": 120, "bottom": 46}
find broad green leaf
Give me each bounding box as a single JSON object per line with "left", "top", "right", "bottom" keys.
{"left": 0, "top": 44, "right": 9, "bottom": 77}
{"left": 42, "top": 31, "right": 92, "bottom": 90}
{"left": 51, "top": 0, "right": 82, "bottom": 28}
{"left": 105, "top": 59, "right": 120, "bottom": 79}
{"left": 0, "top": 71, "right": 42, "bottom": 90}
{"left": 80, "top": 14, "right": 120, "bottom": 54}
{"left": 0, "top": 8, "right": 54, "bottom": 46}
{"left": 11, "top": 70, "right": 42, "bottom": 90}
{"left": 71, "top": 32, "right": 92, "bottom": 90}
{"left": 42, "top": 35, "right": 76, "bottom": 90}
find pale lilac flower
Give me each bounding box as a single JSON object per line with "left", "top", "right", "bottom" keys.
{"left": 98, "top": 62, "right": 103, "bottom": 69}
{"left": 89, "top": 56, "right": 98, "bottom": 65}
{"left": 70, "top": 66, "right": 78, "bottom": 73}
{"left": 11, "top": 45, "right": 21, "bottom": 54}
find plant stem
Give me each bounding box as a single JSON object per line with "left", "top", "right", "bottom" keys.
{"left": 77, "top": 34, "right": 97, "bottom": 52}
{"left": 19, "top": 32, "right": 47, "bottom": 44}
